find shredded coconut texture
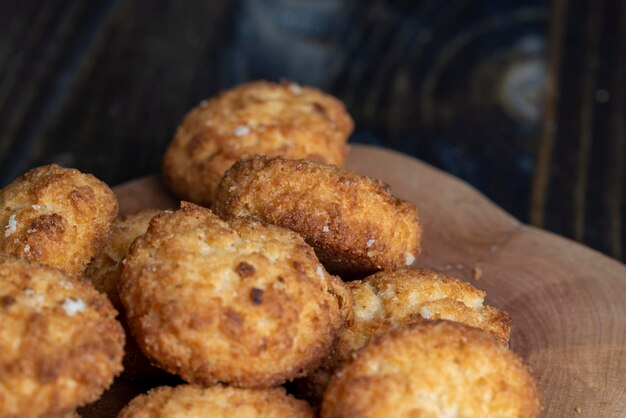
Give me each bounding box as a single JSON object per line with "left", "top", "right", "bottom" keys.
{"left": 62, "top": 298, "right": 86, "bottom": 316}
{"left": 233, "top": 125, "right": 251, "bottom": 137}
{"left": 316, "top": 265, "right": 325, "bottom": 279}
{"left": 4, "top": 215, "right": 17, "bottom": 237}
{"left": 289, "top": 83, "right": 303, "bottom": 95}
{"left": 420, "top": 307, "right": 433, "bottom": 319}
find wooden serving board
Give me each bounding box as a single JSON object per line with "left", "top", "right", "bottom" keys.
{"left": 91, "top": 145, "right": 626, "bottom": 417}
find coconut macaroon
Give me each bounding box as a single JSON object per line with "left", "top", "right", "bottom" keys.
{"left": 295, "top": 268, "right": 512, "bottom": 402}
{"left": 321, "top": 321, "right": 542, "bottom": 418}
{"left": 119, "top": 202, "right": 351, "bottom": 388}
{"left": 343, "top": 268, "right": 512, "bottom": 349}
{"left": 82, "top": 208, "right": 166, "bottom": 381}
{"left": 117, "top": 385, "right": 314, "bottom": 418}
{"left": 0, "top": 164, "right": 118, "bottom": 275}
{"left": 0, "top": 258, "right": 125, "bottom": 418}
{"left": 85, "top": 208, "right": 162, "bottom": 310}
{"left": 162, "top": 80, "right": 353, "bottom": 206}
{"left": 213, "top": 156, "right": 421, "bottom": 277}
{"left": 85, "top": 209, "right": 169, "bottom": 383}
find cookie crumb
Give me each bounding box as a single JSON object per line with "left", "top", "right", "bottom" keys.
{"left": 575, "top": 407, "right": 582, "bottom": 414}
{"left": 473, "top": 265, "right": 483, "bottom": 280}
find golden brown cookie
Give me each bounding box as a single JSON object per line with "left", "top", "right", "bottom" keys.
{"left": 0, "top": 164, "right": 118, "bottom": 275}
{"left": 117, "top": 385, "right": 314, "bottom": 418}
{"left": 213, "top": 156, "right": 421, "bottom": 277}
{"left": 162, "top": 80, "right": 353, "bottom": 206}
{"left": 120, "top": 202, "right": 351, "bottom": 387}
{"left": 0, "top": 258, "right": 125, "bottom": 418}
{"left": 85, "top": 209, "right": 180, "bottom": 383}
{"left": 343, "top": 268, "right": 512, "bottom": 349}
{"left": 296, "top": 268, "right": 512, "bottom": 402}
{"left": 85, "top": 208, "right": 162, "bottom": 310}
{"left": 321, "top": 321, "right": 542, "bottom": 418}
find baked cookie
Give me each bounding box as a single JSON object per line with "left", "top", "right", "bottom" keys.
{"left": 296, "top": 268, "right": 512, "bottom": 402}
{"left": 0, "top": 258, "right": 124, "bottom": 418}
{"left": 86, "top": 209, "right": 172, "bottom": 382}
{"left": 162, "top": 80, "right": 353, "bottom": 206}
{"left": 120, "top": 202, "right": 351, "bottom": 387}
{"left": 321, "top": 321, "right": 542, "bottom": 418}
{"left": 213, "top": 156, "right": 421, "bottom": 277}
{"left": 117, "top": 385, "right": 314, "bottom": 418}
{"left": 85, "top": 209, "right": 162, "bottom": 310}
{"left": 0, "top": 164, "right": 118, "bottom": 275}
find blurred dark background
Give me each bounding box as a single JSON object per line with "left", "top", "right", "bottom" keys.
{"left": 0, "top": 0, "right": 624, "bottom": 262}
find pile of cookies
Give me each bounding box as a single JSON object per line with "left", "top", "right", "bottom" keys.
{"left": 0, "top": 81, "right": 542, "bottom": 418}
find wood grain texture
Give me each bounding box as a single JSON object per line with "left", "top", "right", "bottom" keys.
{"left": 347, "top": 146, "right": 626, "bottom": 417}
{"left": 86, "top": 144, "right": 626, "bottom": 417}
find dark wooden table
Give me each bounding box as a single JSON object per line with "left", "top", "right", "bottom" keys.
{"left": 0, "top": 0, "right": 624, "bottom": 262}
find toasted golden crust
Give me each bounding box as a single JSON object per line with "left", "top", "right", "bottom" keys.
{"left": 0, "top": 258, "right": 125, "bottom": 418}
{"left": 0, "top": 164, "right": 118, "bottom": 275}
{"left": 295, "top": 268, "right": 512, "bottom": 402}
{"left": 117, "top": 385, "right": 314, "bottom": 418}
{"left": 162, "top": 80, "right": 353, "bottom": 206}
{"left": 86, "top": 209, "right": 170, "bottom": 382}
{"left": 343, "top": 268, "right": 512, "bottom": 352}
{"left": 120, "top": 202, "right": 350, "bottom": 387}
{"left": 213, "top": 157, "right": 421, "bottom": 277}
{"left": 322, "top": 321, "right": 542, "bottom": 418}
{"left": 85, "top": 209, "right": 162, "bottom": 310}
